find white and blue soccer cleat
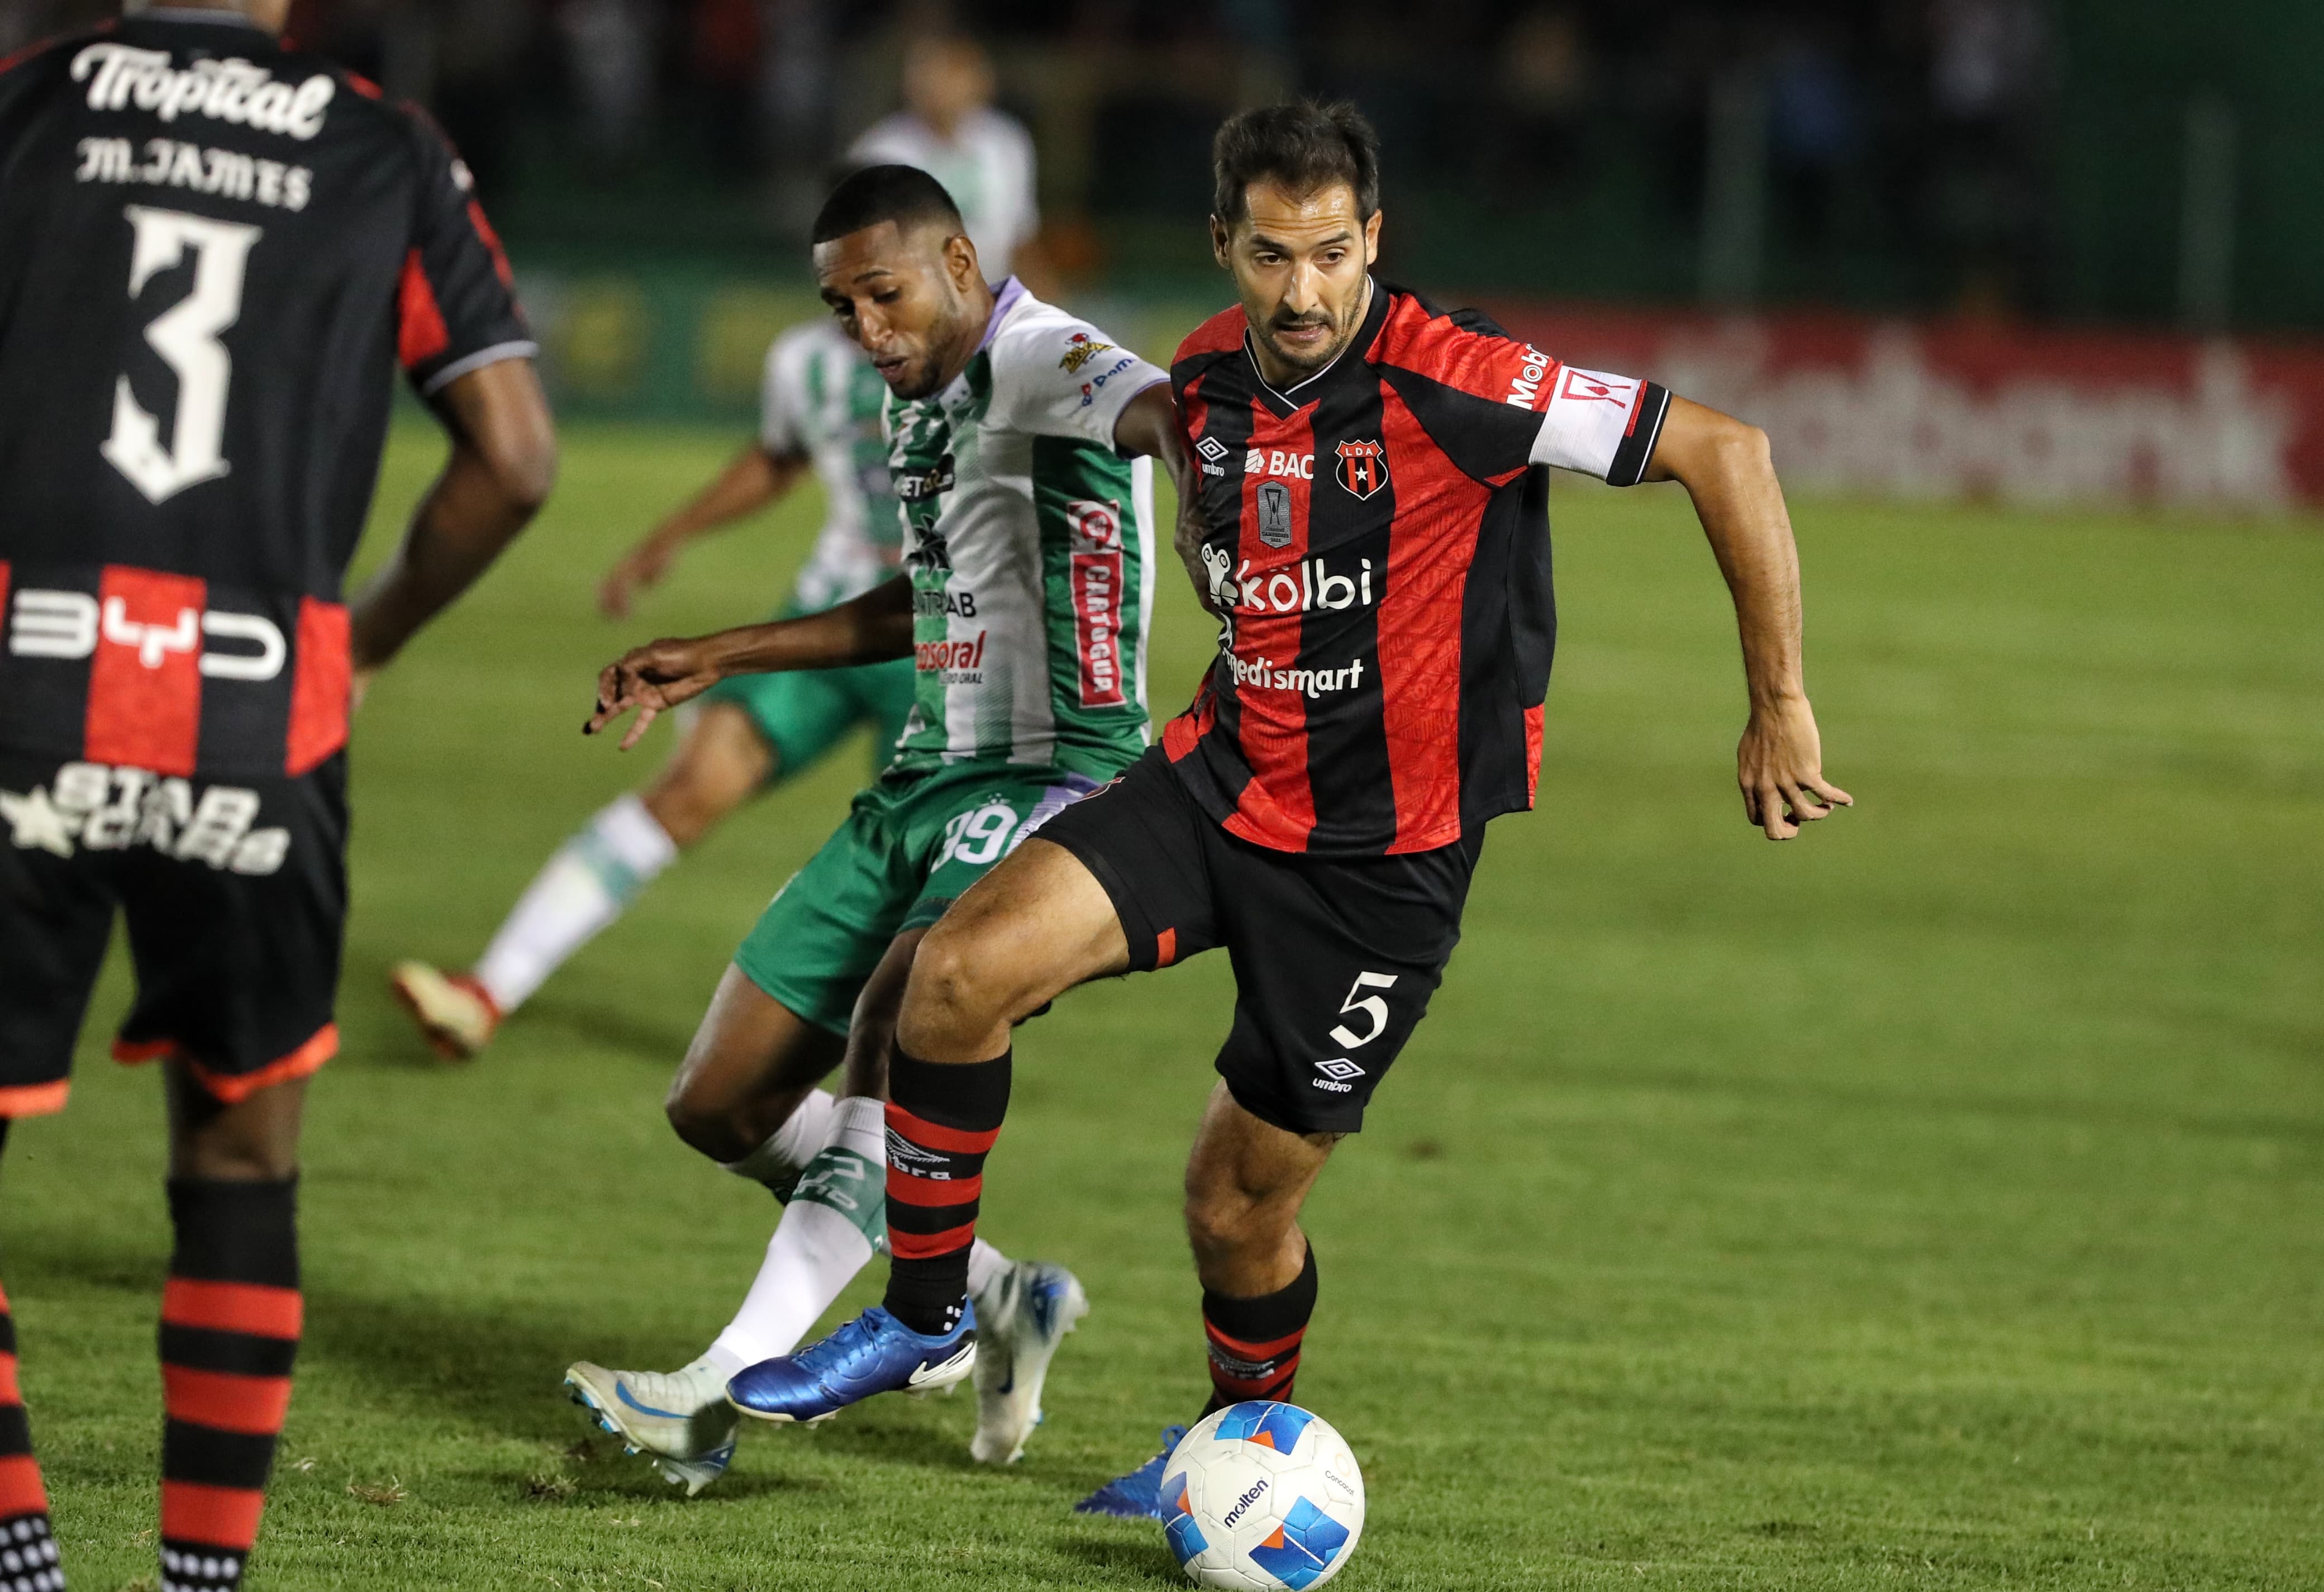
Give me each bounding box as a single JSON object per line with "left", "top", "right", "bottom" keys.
{"left": 725, "top": 1305, "right": 976, "bottom": 1425}
{"left": 1072, "top": 1424, "right": 1190, "bottom": 1519}
{"left": 969, "top": 1260, "right": 1089, "bottom": 1464}
{"left": 563, "top": 1360, "right": 737, "bottom": 1496}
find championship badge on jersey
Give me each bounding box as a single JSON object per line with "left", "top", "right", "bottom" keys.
{"left": 1258, "top": 480, "right": 1294, "bottom": 548}
{"left": 1335, "top": 439, "right": 1389, "bottom": 500}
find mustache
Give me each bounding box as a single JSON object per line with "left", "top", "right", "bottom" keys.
{"left": 1269, "top": 311, "right": 1334, "bottom": 332}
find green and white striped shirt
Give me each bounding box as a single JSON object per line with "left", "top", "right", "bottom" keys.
{"left": 885, "top": 279, "right": 1166, "bottom": 778}
{"left": 760, "top": 320, "right": 904, "bottom": 612}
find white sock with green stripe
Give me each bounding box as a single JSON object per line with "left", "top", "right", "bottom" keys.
{"left": 706, "top": 1095, "right": 888, "bottom": 1374}
{"left": 702, "top": 1096, "right": 1017, "bottom": 1372}
{"left": 474, "top": 794, "right": 678, "bottom": 1013}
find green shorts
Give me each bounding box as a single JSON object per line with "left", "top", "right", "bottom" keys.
{"left": 734, "top": 762, "right": 1106, "bottom": 1035}
{"left": 699, "top": 656, "right": 916, "bottom": 784}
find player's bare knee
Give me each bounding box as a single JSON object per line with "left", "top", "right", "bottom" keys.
{"left": 1183, "top": 1181, "right": 1273, "bottom": 1264}
{"left": 900, "top": 919, "right": 1008, "bottom": 1049}
{"left": 663, "top": 1077, "right": 749, "bottom": 1162}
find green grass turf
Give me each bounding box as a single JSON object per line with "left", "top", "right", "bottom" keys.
{"left": 7, "top": 423, "right": 2322, "bottom": 1591}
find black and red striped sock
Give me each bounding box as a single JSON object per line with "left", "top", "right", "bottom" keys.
{"left": 158, "top": 1178, "right": 301, "bottom": 1592}
{"left": 0, "top": 1280, "right": 63, "bottom": 1591}
{"left": 1201, "top": 1242, "right": 1318, "bottom": 1415}
{"left": 882, "top": 1047, "right": 1009, "bottom": 1337}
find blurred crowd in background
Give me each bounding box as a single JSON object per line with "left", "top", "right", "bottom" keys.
{"left": 7, "top": 2, "right": 2315, "bottom": 336}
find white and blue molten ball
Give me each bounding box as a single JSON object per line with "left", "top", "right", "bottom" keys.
{"left": 1160, "top": 1403, "right": 1365, "bottom": 1590}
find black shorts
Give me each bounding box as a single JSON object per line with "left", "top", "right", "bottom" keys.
{"left": 1039, "top": 747, "right": 1480, "bottom": 1134}
{"left": 0, "top": 749, "right": 347, "bottom": 1115}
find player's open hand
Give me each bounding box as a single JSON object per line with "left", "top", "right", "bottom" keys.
{"left": 585, "top": 638, "right": 722, "bottom": 750}
{"left": 597, "top": 541, "right": 677, "bottom": 620}
{"left": 1737, "top": 694, "right": 1853, "bottom": 840}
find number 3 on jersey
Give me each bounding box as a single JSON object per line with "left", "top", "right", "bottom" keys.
{"left": 104, "top": 205, "right": 261, "bottom": 505}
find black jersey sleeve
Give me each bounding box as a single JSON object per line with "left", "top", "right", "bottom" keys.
{"left": 395, "top": 106, "right": 534, "bottom": 398}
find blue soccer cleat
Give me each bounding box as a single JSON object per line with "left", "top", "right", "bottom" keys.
{"left": 725, "top": 1305, "right": 976, "bottom": 1425}
{"left": 1072, "top": 1424, "right": 1189, "bottom": 1519}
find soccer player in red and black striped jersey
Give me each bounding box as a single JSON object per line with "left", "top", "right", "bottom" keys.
{"left": 747, "top": 102, "right": 1850, "bottom": 1513}
{"left": 0, "top": 2, "right": 554, "bottom": 1585}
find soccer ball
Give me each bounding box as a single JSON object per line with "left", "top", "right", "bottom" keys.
{"left": 1159, "top": 1401, "right": 1365, "bottom": 1590}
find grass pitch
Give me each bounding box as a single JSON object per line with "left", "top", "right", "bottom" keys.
{"left": 8, "top": 424, "right": 2322, "bottom": 1591}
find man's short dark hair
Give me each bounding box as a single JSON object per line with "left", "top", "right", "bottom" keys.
{"left": 812, "top": 164, "right": 964, "bottom": 245}
{"left": 1212, "top": 101, "right": 1381, "bottom": 226}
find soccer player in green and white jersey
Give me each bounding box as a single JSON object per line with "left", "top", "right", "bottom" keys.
{"left": 566, "top": 164, "right": 1201, "bottom": 1491}
{"left": 390, "top": 318, "right": 915, "bottom": 1063}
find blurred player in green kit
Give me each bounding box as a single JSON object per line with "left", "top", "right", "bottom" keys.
{"left": 391, "top": 316, "right": 913, "bottom": 1061}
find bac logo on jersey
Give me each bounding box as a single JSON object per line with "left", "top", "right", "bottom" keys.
{"left": 1335, "top": 439, "right": 1389, "bottom": 501}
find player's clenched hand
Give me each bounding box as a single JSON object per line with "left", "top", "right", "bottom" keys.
{"left": 585, "top": 638, "right": 722, "bottom": 750}
{"left": 1737, "top": 694, "right": 1853, "bottom": 841}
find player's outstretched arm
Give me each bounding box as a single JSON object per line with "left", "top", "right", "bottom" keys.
{"left": 1109, "top": 383, "right": 1211, "bottom": 609}
{"left": 598, "top": 445, "right": 810, "bottom": 619}
{"left": 349, "top": 358, "right": 559, "bottom": 689}
{"left": 1644, "top": 396, "right": 1853, "bottom": 840}
{"left": 585, "top": 573, "right": 915, "bottom": 751}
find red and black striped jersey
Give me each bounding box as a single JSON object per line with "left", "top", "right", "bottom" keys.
{"left": 0, "top": 13, "right": 533, "bottom": 780}
{"left": 1162, "top": 282, "right": 1670, "bottom": 856}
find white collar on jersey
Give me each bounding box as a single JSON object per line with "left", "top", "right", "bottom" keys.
{"left": 1244, "top": 274, "right": 1377, "bottom": 405}
{"left": 975, "top": 277, "right": 1028, "bottom": 354}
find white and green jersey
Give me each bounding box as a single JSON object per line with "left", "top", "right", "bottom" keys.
{"left": 887, "top": 278, "right": 1165, "bottom": 779}
{"left": 760, "top": 320, "right": 905, "bottom": 613}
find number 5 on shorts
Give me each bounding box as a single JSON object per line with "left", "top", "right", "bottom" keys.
{"left": 1328, "top": 971, "right": 1399, "bottom": 1049}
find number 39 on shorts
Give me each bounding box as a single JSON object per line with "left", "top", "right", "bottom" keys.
{"left": 935, "top": 799, "right": 1020, "bottom": 869}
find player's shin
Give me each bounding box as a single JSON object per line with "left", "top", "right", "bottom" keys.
{"left": 1201, "top": 1242, "right": 1317, "bottom": 1414}
{"left": 717, "top": 1087, "right": 837, "bottom": 1200}
{"left": 158, "top": 1178, "right": 301, "bottom": 1592}
{"left": 0, "top": 1280, "right": 62, "bottom": 1588}
{"left": 706, "top": 1096, "right": 885, "bottom": 1373}
{"left": 473, "top": 794, "right": 678, "bottom": 1014}
{"left": 881, "top": 1047, "right": 1010, "bottom": 1337}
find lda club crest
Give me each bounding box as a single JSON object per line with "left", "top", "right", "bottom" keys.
{"left": 1335, "top": 439, "right": 1389, "bottom": 500}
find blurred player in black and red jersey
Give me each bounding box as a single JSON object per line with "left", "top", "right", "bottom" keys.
{"left": 0, "top": 1, "right": 554, "bottom": 1585}
{"left": 736, "top": 100, "right": 1852, "bottom": 1516}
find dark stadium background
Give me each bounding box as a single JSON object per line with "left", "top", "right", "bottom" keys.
{"left": 11, "top": 2, "right": 2318, "bottom": 324}
{"left": 8, "top": 6, "right": 2320, "bottom": 1590}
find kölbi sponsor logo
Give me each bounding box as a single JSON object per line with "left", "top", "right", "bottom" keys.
{"left": 1221, "top": 1478, "right": 1269, "bottom": 1529}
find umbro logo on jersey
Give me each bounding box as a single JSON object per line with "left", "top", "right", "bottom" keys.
{"left": 1312, "top": 1057, "right": 1366, "bottom": 1094}
{"left": 1196, "top": 435, "right": 1230, "bottom": 463}
{"left": 1335, "top": 439, "right": 1389, "bottom": 500}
